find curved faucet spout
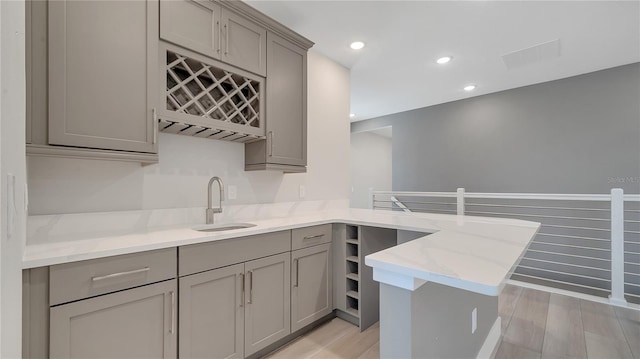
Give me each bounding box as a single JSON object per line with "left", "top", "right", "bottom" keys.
{"left": 206, "top": 176, "right": 225, "bottom": 224}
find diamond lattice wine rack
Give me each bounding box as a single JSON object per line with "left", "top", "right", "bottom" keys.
{"left": 158, "top": 45, "right": 265, "bottom": 143}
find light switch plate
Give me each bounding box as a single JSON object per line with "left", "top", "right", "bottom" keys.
{"left": 228, "top": 185, "right": 237, "bottom": 200}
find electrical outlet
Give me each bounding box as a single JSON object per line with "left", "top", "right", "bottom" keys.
{"left": 471, "top": 308, "right": 477, "bottom": 334}
{"left": 299, "top": 185, "right": 306, "bottom": 199}
{"left": 227, "top": 185, "right": 237, "bottom": 200}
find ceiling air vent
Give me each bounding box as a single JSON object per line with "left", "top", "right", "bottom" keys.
{"left": 501, "top": 39, "right": 561, "bottom": 70}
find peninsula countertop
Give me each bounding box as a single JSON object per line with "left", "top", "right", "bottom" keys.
{"left": 23, "top": 208, "right": 540, "bottom": 295}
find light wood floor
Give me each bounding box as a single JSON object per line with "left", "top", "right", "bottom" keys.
{"left": 265, "top": 285, "right": 639, "bottom": 359}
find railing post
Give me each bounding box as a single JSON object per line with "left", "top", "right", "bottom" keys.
{"left": 457, "top": 188, "right": 465, "bottom": 215}
{"left": 610, "top": 188, "right": 627, "bottom": 306}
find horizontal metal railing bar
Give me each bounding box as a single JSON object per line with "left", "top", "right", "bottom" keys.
{"left": 526, "top": 249, "right": 611, "bottom": 262}
{"left": 625, "top": 271, "right": 640, "bottom": 277}
{"left": 403, "top": 208, "right": 457, "bottom": 214}
{"left": 522, "top": 257, "right": 611, "bottom": 272}
{"left": 543, "top": 224, "right": 610, "bottom": 232}
{"left": 625, "top": 209, "right": 640, "bottom": 213}
{"left": 625, "top": 293, "right": 640, "bottom": 298}
{"left": 373, "top": 191, "right": 458, "bottom": 198}
{"left": 465, "top": 202, "right": 611, "bottom": 212}
{"left": 465, "top": 210, "right": 611, "bottom": 222}
{"left": 625, "top": 261, "right": 640, "bottom": 266}
{"left": 536, "top": 233, "right": 609, "bottom": 242}
{"left": 511, "top": 273, "right": 611, "bottom": 292}
{"left": 373, "top": 191, "right": 640, "bottom": 202}
{"left": 517, "top": 265, "right": 612, "bottom": 282}
{"left": 531, "top": 241, "right": 611, "bottom": 252}
{"left": 625, "top": 282, "right": 640, "bottom": 288}
{"left": 373, "top": 199, "right": 455, "bottom": 206}
{"left": 624, "top": 230, "right": 640, "bottom": 234}
{"left": 624, "top": 251, "right": 640, "bottom": 255}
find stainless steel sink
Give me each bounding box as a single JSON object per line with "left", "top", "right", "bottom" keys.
{"left": 192, "top": 223, "right": 256, "bottom": 232}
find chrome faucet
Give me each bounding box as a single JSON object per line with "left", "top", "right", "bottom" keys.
{"left": 206, "top": 176, "right": 225, "bottom": 224}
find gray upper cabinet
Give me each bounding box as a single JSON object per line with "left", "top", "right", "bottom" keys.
{"left": 221, "top": 9, "right": 267, "bottom": 76}
{"left": 49, "top": 279, "right": 177, "bottom": 359}
{"left": 160, "top": 0, "right": 266, "bottom": 77}
{"left": 291, "top": 243, "right": 333, "bottom": 332}
{"left": 179, "top": 264, "right": 244, "bottom": 359}
{"left": 47, "top": 0, "right": 158, "bottom": 154}
{"left": 244, "top": 252, "right": 291, "bottom": 356}
{"left": 160, "top": 0, "right": 222, "bottom": 60}
{"left": 245, "top": 32, "right": 308, "bottom": 172}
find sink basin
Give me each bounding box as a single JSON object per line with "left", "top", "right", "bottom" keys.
{"left": 192, "top": 223, "right": 256, "bottom": 232}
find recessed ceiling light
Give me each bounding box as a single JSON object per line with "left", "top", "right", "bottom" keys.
{"left": 464, "top": 84, "right": 476, "bottom": 92}
{"left": 349, "top": 113, "right": 356, "bottom": 118}
{"left": 350, "top": 41, "right": 365, "bottom": 50}
{"left": 436, "top": 56, "right": 452, "bottom": 64}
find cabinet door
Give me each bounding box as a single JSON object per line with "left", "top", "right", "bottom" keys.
{"left": 179, "top": 263, "right": 244, "bottom": 359}
{"left": 265, "top": 32, "right": 307, "bottom": 166}
{"left": 50, "top": 280, "right": 177, "bottom": 359}
{"left": 48, "top": 0, "right": 158, "bottom": 153}
{"left": 221, "top": 9, "right": 267, "bottom": 76}
{"left": 291, "top": 243, "right": 333, "bottom": 332}
{"left": 160, "top": 0, "right": 222, "bottom": 60}
{"left": 244, "top": 252, "right": 291, "bottom": 356}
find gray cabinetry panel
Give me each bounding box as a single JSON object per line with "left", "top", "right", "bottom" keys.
{"left": 159, "top": 0, "right": 266, "bottom": 77}
{"left": 48, "top": 0, "right": 158, "bottom": 153}
{"left": 292, "top": 224, "right": 332, "bottom": 250}
{"left": 49, "top": 279, "right": 177, "bottom": 359}
{"left": 291, "top": 243, "right": 333, "bottom": 332}
{"left": 49, "top": 248, "right": 176, "bottom": 306}
{"left": 179, "top": 230, "right": 291, "bottom": 276}
{"left": 221, "top": 9, "right": 267, "bottom": 76}
{"left": 179, "top": 264, "right": 244, "bottom": 359}
{"left": 245, "top": 31, "right": 307, "bottom": 169}
{"left": 160, "top": 0, "right": 222, "bottom": 59}
{"left": 244, "top": 252, "right": 291, "bottom": 356}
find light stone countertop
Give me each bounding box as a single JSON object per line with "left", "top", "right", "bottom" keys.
{"left": 23, "top": 208, "right": 540, "bottom": 296}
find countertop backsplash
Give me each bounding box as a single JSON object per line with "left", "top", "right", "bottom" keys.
{"left": 27, "top": 199, "right": 349, "bottom": 245}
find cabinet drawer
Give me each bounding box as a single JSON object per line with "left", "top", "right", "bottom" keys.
{"left": 49, "top": 248, "right": 177, "bottom": 306}
{"left": 292, "top": 224, "right": 332, "bottom": 250}
{"left": 179, "top": 231, "right": 291, "bottom": 276}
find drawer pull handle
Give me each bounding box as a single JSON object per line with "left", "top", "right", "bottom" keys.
{"left": 303, "top": 234, "right": 324, "bottom": 241}
{"left": 293, "top": 259, "right": 299, "bottom": 287}
{"left": 247, "top": 270, "right": 253, "bottom": 304}
{"left": 224, "top": 23, "right": 229, "bottom": 55}
{"left": 170, "top": 290, "right": 176, "bottom": 335}
{"left": 239, "top": 273, "right": 245, "bottom": 307}
{"left": 91, "top": 267, "right": 150, "bottom": 282}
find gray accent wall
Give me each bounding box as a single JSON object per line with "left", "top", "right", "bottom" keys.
{"left": 352, "top": 63, "right": 640, "bottom": 195}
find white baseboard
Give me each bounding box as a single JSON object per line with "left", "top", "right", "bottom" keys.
{"left": 476, "top": 317, "right": 501, "bottom": 359}
{"left": 507, "top": 279, "right": 640, "bottom": 311}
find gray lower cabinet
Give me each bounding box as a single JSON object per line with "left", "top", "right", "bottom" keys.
{"left": 291, "top": 243, "right": 333, "bottom": 332}
{"left": 179, "top": 263, "right": 244, "bottom": 359}
{"left": 245, "top": 31, "right": 307, "bottom": 172}
{"left": 47, "top": 0, "right": 158, "bottom": 154}
{"left": 49, "top": 279, "right": 177, "bottom": 359}
{"left": 244, "top": 252, "right": 291, "bottom": 356}
{"left": 178, "top": 251, "right": 291, "bottom": 358}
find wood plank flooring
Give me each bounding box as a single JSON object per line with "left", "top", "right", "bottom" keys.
{"left": 265, "top": 285, "right": 640, "bottom": 359}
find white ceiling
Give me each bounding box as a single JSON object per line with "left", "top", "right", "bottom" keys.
{"left": 246, "top": 0, "right": 640, "bottom": 122}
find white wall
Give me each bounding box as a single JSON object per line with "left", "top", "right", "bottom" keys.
{"left": 350, "top": 131, "right": 392, "bottom": 208}
{"left": 27, "top": 50, "right": 351, "bottom": 215}
{"left": 0, "top": 0, "right": 27, "bottom": 357}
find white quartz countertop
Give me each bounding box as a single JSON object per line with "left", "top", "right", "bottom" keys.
{"left": 23, "top": 208, "right": 540, "bottom": 295}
